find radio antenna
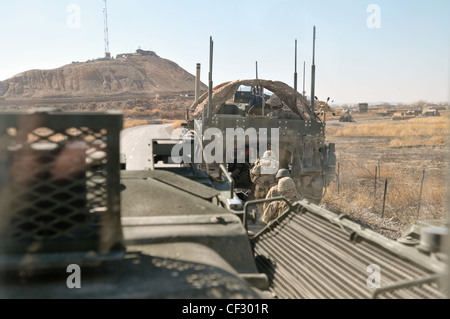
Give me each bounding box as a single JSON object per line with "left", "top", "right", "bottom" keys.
{"left": 294, "top": 39, "right": 298, "bottom": 107}
{"left": 310, "top": 26, "right": 316, "bottom": 112}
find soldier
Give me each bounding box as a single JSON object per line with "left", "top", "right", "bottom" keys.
{"left": 250, "top": 150, "right": 279, "bottom": 213}
{"left": 263, "top": 168, "right": 291, "bottom": 211}
{"left": 261, "top": 176, "right": 302, "bottom": 224}
{"left": 267, "top": 95, "right": 301, "bottom": 119}
{"left": 227, "top": 146, "right": 252, "bottom": 189}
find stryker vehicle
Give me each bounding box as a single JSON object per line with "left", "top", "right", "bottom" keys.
{"left": 184, "top": 34, "right": 336, "bottom": 205}
{"left": 186, "top": 78, "right": 336, "bottom": 204}
{"left": 0, "top": 109, "right": 448, "bottom": 300}
{"left": 0, "top": 109, "right": 267, "bottom": 298}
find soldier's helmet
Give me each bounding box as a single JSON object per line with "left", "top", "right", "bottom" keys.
{"left": 277, "top": 177, "right": 297, "bottom": 193}
{"left": 263, "top": 150, "right": 272, "bottom": 158}
{"left": 261, "top": 150, "right": 279, "bottom": 174}
{"left": 276, "top": 169, "right": 290, "bottom": 180}
{"left": 268, "top": 95, "right": 282, "bottom": 108}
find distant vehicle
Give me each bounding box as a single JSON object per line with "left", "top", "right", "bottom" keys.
{"left": 339, "top": 113, "right": 355, "bottom": 122}
{"left": 339, "top": 109, "right": 355, "bottom": 122}
{"left": 422, "top": 109, "right": 440, "bottom": 117}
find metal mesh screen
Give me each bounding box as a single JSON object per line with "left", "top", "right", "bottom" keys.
{"left": 0, "top": 110, "right": 123, "bottom": 257}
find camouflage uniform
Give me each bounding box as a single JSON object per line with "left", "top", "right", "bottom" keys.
{"left": 250, "top": 151, "right": 278, "bottom": 213}
{"left": 261, "top": 177, "right": 302, "bottom": 224}
{"left": 262, "top": 169, "right": 290, "bottom": 211}
{"left": 262, "top": 185, "right": 281, "bottom": 212}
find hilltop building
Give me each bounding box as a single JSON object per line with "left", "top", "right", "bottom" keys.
{"left": 116, "top": 49, "right": 159, "bottom": 59}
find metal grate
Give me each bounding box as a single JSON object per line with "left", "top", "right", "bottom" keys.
{"left": 251, "top": 203, "right": 446, "bottom": 299}
{"left": 0, "top": 110, "right": 123, "bottom": 258}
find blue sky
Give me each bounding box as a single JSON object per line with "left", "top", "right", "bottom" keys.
{"left": 0, "top": 0, "right": 449, "bottom": 104}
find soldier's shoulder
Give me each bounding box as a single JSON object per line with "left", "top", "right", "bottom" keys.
{"left": 266, "top": 186, "right": 277, "bottom": 196}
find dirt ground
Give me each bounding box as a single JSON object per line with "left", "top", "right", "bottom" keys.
{"left": 321, "top": 114, "right": 449, "bottom": 239}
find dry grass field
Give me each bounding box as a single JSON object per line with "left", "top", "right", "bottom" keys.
{"left": 123, "top": 119, "right": 148, "bottom": 128}
{"left": 123, "top": 118, "right": 184, "bottom": 129}
{"left": 322, "top": 112, "right": 449, "bottom": 238}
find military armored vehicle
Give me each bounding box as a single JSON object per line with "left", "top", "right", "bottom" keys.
{"left": 0, "top": 109, "right": 268, "bottom": 299}
{"left": 339, "top": 110, "right": 355, "bottom": 122}
{"left": 183, "top": 34, "right": 335, "bottom": 205}
{"left": 186, "top": 79, "right": 336, "bottom": 205}
{"left": 0, "top": 108, "right": 448, "bottom": 300}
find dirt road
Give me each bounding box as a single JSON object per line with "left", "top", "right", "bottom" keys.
{"left": 120, "top": 123, "right": 175, "bottom": 170}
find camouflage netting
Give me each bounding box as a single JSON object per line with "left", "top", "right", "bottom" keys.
{"left": 190, "top": 79, "right": 322, "bottom": 120}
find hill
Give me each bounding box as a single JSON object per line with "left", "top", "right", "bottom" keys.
{"left": 0, "top": 51, "right": 206, "bottom": 102}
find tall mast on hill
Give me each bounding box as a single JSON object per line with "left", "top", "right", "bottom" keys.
{"left": 103, "top": 0, "right": 111, "bottom": 58}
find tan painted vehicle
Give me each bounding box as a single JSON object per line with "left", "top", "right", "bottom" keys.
{"left": 186, "top": 79, "right": 337, "bottom": 205}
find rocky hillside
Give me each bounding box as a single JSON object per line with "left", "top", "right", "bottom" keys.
{"left": 0, "top": 51, "right": 206, "bottom": 100}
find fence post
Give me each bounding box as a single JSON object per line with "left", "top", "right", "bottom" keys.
{"left": 416, "top": 169, "right": 425, "bottom": 219}
{"left": 374, "top": 166, "right": 377, "bottom": 200}
{"left": 378, "top": 160, "right": 381, "bottom": 179}
{"left": 337, "top": 163, "right": 340, "bottom": 194}
{"left": 381, "top": 179, "right": 388, "bottom": 218}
